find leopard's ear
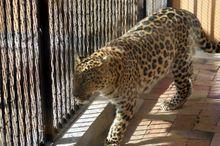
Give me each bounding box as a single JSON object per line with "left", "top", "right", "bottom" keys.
{"left": 74, "top": 53, "right": 81, "bottom": 66}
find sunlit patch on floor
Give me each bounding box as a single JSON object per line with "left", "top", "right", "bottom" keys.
{"left": 55, "top": 96, "right": 108, "bottom": 145}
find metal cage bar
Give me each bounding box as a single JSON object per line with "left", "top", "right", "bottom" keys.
{"left": 38, "top": 0, "right": 54, "bottom": 143}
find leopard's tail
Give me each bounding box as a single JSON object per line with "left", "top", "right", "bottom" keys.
{"left": 196, "top": 30, "right": 220, "bottom": 53}
{"left": 191, "top": 18, "right": 220, "bottom": 53}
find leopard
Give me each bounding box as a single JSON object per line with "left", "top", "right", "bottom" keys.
{"left": 73, "top": 7, "right": 220, "bottom": 146}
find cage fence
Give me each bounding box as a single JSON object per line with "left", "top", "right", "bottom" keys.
{"left": 0, "top": 0, "right": 43, "bottom": 145}
{"left": 0, "top": 0, "right": 168, "bottom": 145}
{"left": 146, "top": 0, "right": 167, "bottom": 15}
{"left": 48, "top": 0, "right": 139, "bottom": 131}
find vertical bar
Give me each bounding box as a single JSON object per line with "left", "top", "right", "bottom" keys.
{"left": 167, "top": 0, "right": 172, "bottom": 7}
{"left": 88, "top": 0, "right": 93, "bottom": 54}
{"left": 95, "top": 0, "right": 98, "bottom": 51}
{"left": 71, "top": 0, "right": 75, "bottom": 112}
{"left": 9, "top": 0, "right": 21, "bottom": 144}
{"left": 130, "top": 0, "right": 133, "bottom": 26}
{"left": 17, "top": 0, "right": 28, "bottom": 144}
{"left": 99, "top": 0, "right": 102, "bottom": 47}
{"left": 118, "top": 0, "right": 121, "bottom": 36}
{"left": 134, "top": 0, "right": 138, "bottom": 23}
{"left": 72, "top": 0, "right": 78, "bottom": 110}
{"left": 147, "top": 0, "right": 152, "bottom": 15}
{"left": 75, "top": 0, "right": 80, "bottom": 54}
{"left": 33, "top": 0, "right": 44, "bottom": 142}
{"left": 99, "top": 0, "right": 102, "bottom": 48}
{"left": 126, "top": 0, "right": 131, "bottom": 30}
{"left": 56, "top": 0, "right": 63, "bottom": 127}
{"left": 110, "top": 0, "right": 114, "bottom": 39}
{"left": 124, "top": 0, "right": 127, "bottom": 31}
{"left": 71, "top": 0, "right": 76, "bottom": 110}
{"left": 53, "top": 0, "right": 58, "bottom": 128}
{"left": 210, "top": 0, "right": 216, "bottom": 40}
{"left": 132, "top": 0, "right": 135, "bottom": 26}
{"left": 155, "top": 0, "right": 159, "bottom": 10}
{"left": 104, "top": 0, "right": 106, "bottom": 42}
{"left": 115, "top": 0, "right": 118, "bottom": 37}
{"left": 29, "top": 0, "right": 41, "bottom": 144}
{"left": 13, "top": 29, "right": 25, "bottom": 146}
{"left": 0, "top": 21, "right": 7, "bottom": 146}
{"left": 108, "top": 0, "right": 110, "bottom": 41}
{"left": 49, "top": 0, "right": 58, "bottom": 128}
{"left": 152, "top": 0, "right": 155, "bottom": 13}
{"left": 55, "top": 0, "right": 60, "bottom": 127}
{"left": 92, "top": 0, "right": 96, "bottom": 52}
{"left": 119, "top": 0, "right": 122, "bottom": 35}
{"left": 137, "top": 0, "right": 146, "bottom": 21}
{"left": 131, "top": 0, "right": 134, "bottom": 26}
{"left": 122, "top": 0, "right": 125, "bottom": 33}
{"left": 107, "top": 0, "right": 111, "bottom": 41}
{"left": 61, "top": 0, "right": 67, "bottom": 121}
{"left": 84, "top": 0, "right": 88, "bottom": 56}
{"left": 194, "top": 0, "right": 198, "bottom": 16}
{"left": 66, "top": 0, "right": 71, "bottom": 118}
{"left": 145, "top": 0, "right": 148, "bottom": 16}
{"left": 95, "top": 0, "right": 99, "bottom": 50}
{"left": 24, "top": 0, "right": 34, "bottom": 144}
{"left": 37, "top": 0, "right": 54, "bottom": 143}
{"left": 20, "top": 0, "right": 33, "bottom": 144}
{"left": 143, "top": 0, "right": 147, "bottom": 18}
{"left": 79, "top": 0, "right": 83, "bottom": 55}
{"left": 64, "top": 0, "right": 69, "bottom": 120}
{"left": 59, "top": 0, "right": 65, "bottom": 124}
{"left": 2, "top": 0, "right": 14, "bottom": 145}
{"left": 55, "top": 0, "right": 60, "bottom": 125}
{"left": 111, "top": 0, "right": 114, "bottom": 39}
{"left": 103, "top": 0, "right": 106, "bottom": 44}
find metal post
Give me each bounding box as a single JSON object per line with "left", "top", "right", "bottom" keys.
{"left": 137, "top": 0, "right": 147, "bottom": 21}
{"left": 167, "top": 0, "right": 172, "bottom": 7}
{"left": 37, "top": 0, "right": 54, "bottom": 144}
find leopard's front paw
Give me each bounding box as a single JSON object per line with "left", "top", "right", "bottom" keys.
{"left": 104, "top": 139, "right": 120, "bottom": 146}
{"left": 160, "top": 100, "right": 179, "bottom": 111}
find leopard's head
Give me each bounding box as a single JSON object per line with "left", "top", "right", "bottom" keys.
{"left": 73, "top": 53, "right": 114, "bottom": 104}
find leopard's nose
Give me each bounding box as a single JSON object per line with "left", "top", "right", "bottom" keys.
{"left": 73, "top": 85, "right": 86, "bottom": 98}
{"left": 73, "top": 92, "right": 80, "bottom": 97}
{"left": 73, "top": 85, "right": 80, "bottom": 97}
{"left": 73, "top": 88, "right": 81, "bottom": 97}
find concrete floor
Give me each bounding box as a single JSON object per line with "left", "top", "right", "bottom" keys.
{"left": 123, "top": 58, "right": 220, "bottom": 146}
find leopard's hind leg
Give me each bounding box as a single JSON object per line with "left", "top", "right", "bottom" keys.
{"left": 161, "top": 52, "right": 193, "bottom": 111}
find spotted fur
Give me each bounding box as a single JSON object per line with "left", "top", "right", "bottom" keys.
{"left": 73, "top": 7, "right": 220, "bottom": 146}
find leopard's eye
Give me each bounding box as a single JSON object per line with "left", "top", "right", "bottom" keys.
{"left": 80, "top": 80, "right": 87, "bottom": 86}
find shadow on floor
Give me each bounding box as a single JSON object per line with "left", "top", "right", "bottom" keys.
{"left": 122, "top": 58, "right": 220, "bottom": 146}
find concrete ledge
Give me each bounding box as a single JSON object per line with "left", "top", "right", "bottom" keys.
{"left": 55, "top": 96, "right": 109, "bottom": 145}
{"left": 75, "top": 98, "right": 144, "bottom": 146}
{"left": 75, "top": 103, "right": 115, "bottom": 146}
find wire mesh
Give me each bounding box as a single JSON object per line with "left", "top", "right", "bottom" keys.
{"left": 48, "top": 0, "right": 139, "bottom": 130}
{"left": 0, "top": 0, "right": 43, "bottom": 145}
{"left": 146, "top": 0, "right": 167, "bottom": 15}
